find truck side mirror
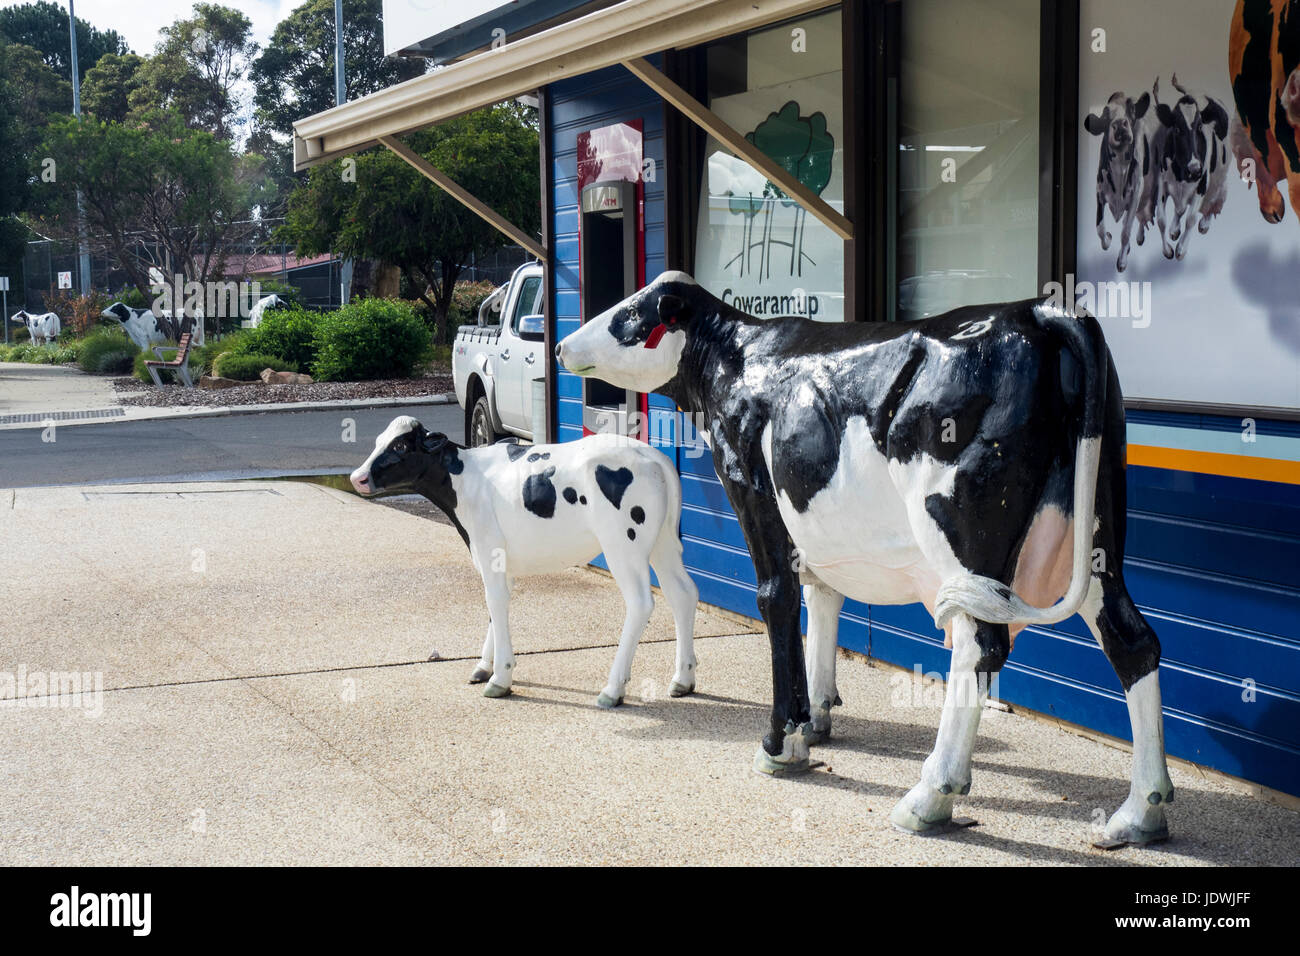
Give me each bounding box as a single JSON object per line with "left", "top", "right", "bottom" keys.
{"left": 517, "top": 313, "right": 545, "bottom": 342}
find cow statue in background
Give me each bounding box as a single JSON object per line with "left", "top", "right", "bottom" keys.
{"left": 101, "top": 303, "right": 197, "bottom": 351}
{"left": 1229, "top": 0, "right": 1300, "bottom": 227}
{"left": 246, "top": 294, "right": 285, "bottom": 328}
{"left": 557, "top": 272, "right": 1175, "bottom": 849}
{"left": 10, "top": 310, "right": 61, "bottom": 345}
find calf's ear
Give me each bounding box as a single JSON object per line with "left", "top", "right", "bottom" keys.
{"left": 1201, "top": 97, "right": 1228, "bottom": 139}
{"left": 1083, "top": 111, "right": 1107, "bottom": 135}
{"left": 421, "top": 431, "right": 449, "bottom": 453}
{"left": 657, "top": 292, "right": 692, "bottom": 327}
{"left": 1133, "top": 92, "right": 1150, "bottom": 119}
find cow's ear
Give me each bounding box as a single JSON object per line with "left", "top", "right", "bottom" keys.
{"left": 657, "top": 293, "right": 692, "bottom": 327}
{"left": 1083, "top": 112, "right": 1106, "bottom": 135}
{"left": 1202, "top": 97, "right": 1228, "bottom": 139}
{"left": 1133, "top": 92, "right": 1150, "bottom": 119}
{"left": 1155, "top": 103, "right": 1174, "bottom": 126}
{"left": 422, "top": 430, "right": 448, "bottom": 454}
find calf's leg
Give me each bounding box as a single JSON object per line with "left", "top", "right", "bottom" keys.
{"left": 891, "top": 612, "right": 1006, "bottom": 832}
{"left": 1081, "top": 577, "right": 1173, "bottom": 847}
{"left": 651, "top": 532, "right": 698, "bottom": 697}
{"left": 803, "top": 581, "right": 843, "bottom": 745}
{"left": 481, "top": 572, "right": 515, "bottom": 698}
{"left": 597, "top": 553, "right": 655, "bottom": 708}
{"left": 469, "top": 622, "right": 493, "bottom": 683}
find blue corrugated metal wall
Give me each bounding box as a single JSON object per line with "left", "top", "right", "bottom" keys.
{"left": 546, "top": 75, "right": 1300, "bottom": 797}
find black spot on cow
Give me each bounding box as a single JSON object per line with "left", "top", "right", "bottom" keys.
{"left": 562, "top": 486, "right": 578, "bottom": 504}
{"left": 527, "top": 452, "right": 551, "bottom": 462}
{"left": 630, "top": 505, "right": 645, "bottom": 524}
{"left": 523, "top": 466, "right": 558, "bottom": 518}
{"left": 579, "top": 495, "right": 587, "bottom": 504}
{"left": 627, "top": 528, "right": 636, "bottom": 540}
{"left": 504, "top": 443, "right": 528, "bottom": 461}
{"left": 594, "top": 465, "right": 634, "bottom": 509}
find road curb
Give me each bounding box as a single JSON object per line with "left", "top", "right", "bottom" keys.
{"left": 0, "top": 393, "right": 457, "bottom": 431}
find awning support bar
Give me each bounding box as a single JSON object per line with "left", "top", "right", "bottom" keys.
{"left": 621, "top": 56, "right": 853, "bottom": 241}
{"left": 377, "top": 134, "right": 547, "bottom": 261}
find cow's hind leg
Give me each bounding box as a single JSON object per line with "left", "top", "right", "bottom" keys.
{"left": 891, "top": 612, "right": 1005, "bottom": 833}
{"left": 469, "top": 621, "right": 493, "bottom": 683}
{"left": 596, "top": 553, "right": 655, "bottom": 708}
{"left": 650, "top": 532, "right": 698, "bottom": 698}
{"left": 804, "top": 581, "right": 843, "bottom": 745}
{"left": 1082, "top": 578, "right": 1173, "bottom": 847}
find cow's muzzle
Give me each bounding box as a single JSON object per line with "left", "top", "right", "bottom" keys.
{"left": 350, "top": 470, "right": 374, "bottom": 496}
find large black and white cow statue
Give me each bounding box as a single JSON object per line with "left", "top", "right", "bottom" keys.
{"left": 10, "top": 310, "right": 61, "bottom": 345}
{"left": 351, "top": 417, "right": 699, "bottom": 707}
{"left": 101, "top": 302, "right": 197, "bottom": 350}
{"left": 557, "top": 272, "right": 1174, "bottom": 848}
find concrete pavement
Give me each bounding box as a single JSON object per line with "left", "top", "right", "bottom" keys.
{"left": 0, "top": 479, "right": 1295, "bottom": 865}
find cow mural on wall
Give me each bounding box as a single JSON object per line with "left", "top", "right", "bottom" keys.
{"left": 351, "top": 419, "right": 699, "bottom": 708}
{"left": 1083, "top": 90, "right": 1152, "bottom": 271}
{"left": 9, "top": 310, "right": 61, "bottom": 345}
{"left": 557, "top": 272, "right": 1175, "bottom": 848}
{"left": 100, "top": 303, "right": 197, "bottom": 351}
{"left": 1229, "top": 0, "right": 1300, "bottom": 227}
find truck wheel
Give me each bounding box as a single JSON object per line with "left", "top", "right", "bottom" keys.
{"left": 468, "top": 395, "right": 505, "bottom": 447}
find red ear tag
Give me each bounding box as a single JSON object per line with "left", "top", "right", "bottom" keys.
{"left": 644, "top": 322, "right": 668, "bottom": 349}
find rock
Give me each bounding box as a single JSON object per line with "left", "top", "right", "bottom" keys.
{"left": 199, "top": 375, "right": 245, "bottom": 390}
{"left": 259, "top": 369, "right": 313, "bottom": 385}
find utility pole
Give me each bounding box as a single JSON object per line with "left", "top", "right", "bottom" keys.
{"left": 69, "top": 1, "right": 92, "bottom": 296}
{"left": 335, "top": 0, "right": 352, "bottom": 306}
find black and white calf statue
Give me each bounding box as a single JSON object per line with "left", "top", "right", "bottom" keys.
{"left": 100, "top": 303, "right": 196, "bottom": 351}
{"left": 557, "top": 272, "right": 1174, "bottom": 848}
{"left": 351, "top": 417, "right": 698, "bottom": 707}
{"left": 10, "top": 310, "right": 61, "bottom": 345}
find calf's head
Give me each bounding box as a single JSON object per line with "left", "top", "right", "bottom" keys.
{"left": 1154, "top": 84, "right": 1228, "bottom": 181}
{"left": 555, "top": 271, "right": 701, "bottom": 393}
{"left": 1085, "top": 91, "right": 1150, "bottom": 154}
{"left": 350, "top": 416, "right": 460, "bottom": 497}
{"left": 101, "top": 302, "right": 135, "bottom": 324}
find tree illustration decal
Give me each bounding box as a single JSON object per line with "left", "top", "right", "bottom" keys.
{"left": 724, "top": 100, "right": 835, "bottom": 280}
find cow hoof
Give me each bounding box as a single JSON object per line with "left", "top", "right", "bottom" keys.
{"left": 468, "top": 666, "right": 492, "bottom": 684}
{"left": 482, "top": 681, "right": 512, "bottom": 699}
{"left": 890, "top": 782, "right": 965, "bottom": 834}
{"left": 1094, "top": 796, "right": 1170, "bottom": 849}
{"left": 753, "top": 746, "right": 809, "bottom": 776}
{"left": 668, "top": 680, "right": 694, "bottom": 698}
{"left": 595, "top": 691, "right": 624, "bottom": 709}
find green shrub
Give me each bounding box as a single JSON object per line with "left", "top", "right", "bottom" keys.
{"left": 192, "top": 335, "right": 244, "bottom": 375}
{"left": 233, "top": 307, "right": 320, "bottom": 370}
{"left": 212, "top": 351, "right": 298, "bottom": 381}
{"left": 78, "top": 330, "right": 138, "bottom": 374}
{"left": 5, "top": 343, "right": 38, "bottom": 362}
{"left": 310, "top": 298, "right": 430, "bottom": 382}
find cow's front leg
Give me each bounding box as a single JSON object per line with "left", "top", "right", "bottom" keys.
{"left": 469, "top": 621, "right": 493, "bottom": 684}
{"left": 891, "top": 613, "right": 1006, "bottom": 833}
{"left": 480, "top": 571, "right": 515, "bottom": 698}
{"left": 804, "top": 581, "right": 843, "bottom": 745}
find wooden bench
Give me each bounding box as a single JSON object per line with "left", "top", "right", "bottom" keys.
{"left": 144, "top": 333, "right": 195, "bottom": 387}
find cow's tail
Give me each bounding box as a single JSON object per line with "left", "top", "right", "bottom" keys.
{"left": 934, "top": 302, "right": 1108, "bottom": 630}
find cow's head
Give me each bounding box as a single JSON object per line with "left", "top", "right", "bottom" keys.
{"left": 555, "top": 271, "right": 703, "bottom": 393}
{"left": 10, "top": 310, "right": 28, "bottom": 326}
{"left": 101, "top": 302, "right": 136, "bottom": 323}
{"left": 1154, "top": 88, "right": 1228, "bottom": 182}
{"left": 1084, "top": 91, "right": 1150, "bottom": 154}
{"left": 350, "top": 416, "right": 460, "bottom": 497}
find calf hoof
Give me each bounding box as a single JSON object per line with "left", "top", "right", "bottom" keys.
{"left": 596, "top": 691, "right": 624, "bottom": 709}
{"left": 752, "top": 723, "right": 812, "bottom": 776}
{"left": 468, "top": 666, "right": 492, "bottom": 684}
{"left": 482, "top": 681, "right": 512, "bottom": 699}
{"left": 668, "top": 681, "right": 695, "bottom": 698}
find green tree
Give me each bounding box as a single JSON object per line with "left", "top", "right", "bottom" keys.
{"left": 0, "top": 1, "right": 128, "bottom": 84}
{"left": 280, "top": 104, "right": 539, "bottom": 341}
{"left": 36, "top": 111, "right": 267, "bottom": 298}
{"left": 80, "top": 52, "right": 147, "bottom": 124}
{"left": 0, "top": 67, "right": 32, "bottom": 295}
{"left": 250, "top": 0, "right": 424, "bottom": 207}
{"left": 130, "top": 4, "right": 256, "bottom": 140}
{"left": 0, "top": 42, "right": 72, "bottom": 151}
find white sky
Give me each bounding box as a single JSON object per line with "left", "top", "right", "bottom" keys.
{"left": 19, "top": 1, "right": 304, "bottom": 57}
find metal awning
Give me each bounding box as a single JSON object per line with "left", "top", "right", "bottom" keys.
{"left": 292, "top": 0, "right": 847, "bottom": 253}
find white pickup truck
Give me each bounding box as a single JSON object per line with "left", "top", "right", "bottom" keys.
{"left": 452, "top": 261, "right": 546, "bottom": 446}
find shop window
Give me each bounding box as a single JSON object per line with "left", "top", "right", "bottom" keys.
{"left": 891, "top": 0, "right": 1041, "bottom": 321}
{"left": 692, "top": 9, "right": 846, "bottom": 323}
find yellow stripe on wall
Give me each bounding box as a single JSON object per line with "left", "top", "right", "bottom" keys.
{"left": 1127, "top": 445, "right": 1300, "bottom": 485}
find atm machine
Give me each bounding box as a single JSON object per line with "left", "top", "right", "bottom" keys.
{"left": 579, "top": 179, "right": 640, "bottom": 436}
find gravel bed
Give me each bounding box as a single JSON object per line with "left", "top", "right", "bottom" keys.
{"left": 111, "top": 374, "right": 454, "bottom": 407}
